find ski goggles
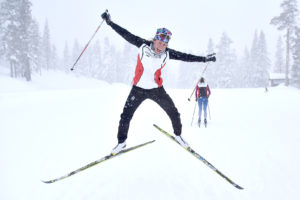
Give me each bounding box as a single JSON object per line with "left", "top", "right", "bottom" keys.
{"left": 154, "top": 28, "right": 172, "bottom": 43}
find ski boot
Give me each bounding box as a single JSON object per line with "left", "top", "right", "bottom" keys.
{"left": 175, "top": 135, "right": 189, "bottom": 149}
{"left": 111, "top": 141, "right": 126, "bottom": 155}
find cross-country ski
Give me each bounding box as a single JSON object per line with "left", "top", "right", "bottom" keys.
{"left": 153, "top": 124, "right": 244, "bottom": 190}
{"left": 42, "top": 140, "right": 155, "bottom": 184}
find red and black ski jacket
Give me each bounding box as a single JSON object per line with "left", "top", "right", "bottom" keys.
{"left": 195, "top": 82, "right": 211, "bottom": 98}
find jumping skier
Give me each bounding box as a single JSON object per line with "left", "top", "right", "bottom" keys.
{"left": 100, "top": 11, "right": 216, "bottom": 155}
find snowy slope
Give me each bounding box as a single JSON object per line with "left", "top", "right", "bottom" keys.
{"left": 0, "top": 71, "right": 300, "bottom": 200}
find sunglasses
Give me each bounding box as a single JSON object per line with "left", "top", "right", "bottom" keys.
{"left": 158, "top": 33, "right": 171, "bottom": 41}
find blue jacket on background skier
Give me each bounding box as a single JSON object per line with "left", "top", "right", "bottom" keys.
{"left": 101, "top": 11, "right": 216, "bottom": 155}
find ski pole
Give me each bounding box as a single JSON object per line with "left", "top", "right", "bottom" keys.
{"left": 191, "top": 100, "right": 197, "bottom": 126}
{"left": 188, "top": 83, "right": 198, "bottom": 101}
{"left": 187, "top": 53, "right": 215, "bottom": 101}
{"left": 70, "top": 10, "right": 108, "bottom": 71}
{"left": 208, "top": 100, "right": 211, "bottom": 120}
{"left": 187, "top": 64, "right": 207, "bottom": 101}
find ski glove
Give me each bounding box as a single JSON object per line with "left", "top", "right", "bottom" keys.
{"left": 101, "top": 11, "right": 111, "bottom": 25}
{"left": 205, "top": 56, "right": 216, "bottom": 62}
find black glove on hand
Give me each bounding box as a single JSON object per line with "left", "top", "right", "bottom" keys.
{"left": 101, "top": 10, "right": 111, "bottom": 25}
{"left": 205, "top": 56, "right": 216, "bottom": 62}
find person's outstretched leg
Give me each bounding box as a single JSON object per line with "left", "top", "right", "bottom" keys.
{"left": 117, "top": 86, "right": 146, "bottom": 143}
{"left": 150, "top": 87, "right": 182, "bottom": 136}
{"left": 151, "top": 87, "right": 189, "bottom": 148}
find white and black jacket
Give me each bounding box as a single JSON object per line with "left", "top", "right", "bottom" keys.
{"left": 108, "top": 21, "right": 207, "bottom": 89}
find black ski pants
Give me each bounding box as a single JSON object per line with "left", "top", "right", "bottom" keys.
{"left": 117, "top": 86, "right": 182, "bottom": 143}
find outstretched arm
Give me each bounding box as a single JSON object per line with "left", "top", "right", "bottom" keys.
{"left": 108, "top": 21, "right": 150, "bottom": 48}
{"left": 101, "top": 11, "right": 150, "bottom": 48}
{"left": 168, "top": 48, "right": 216, "bottom": 63}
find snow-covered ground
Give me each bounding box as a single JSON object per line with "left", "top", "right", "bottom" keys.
{"left": 1, "top": 70, "right": 300, "bottom": 200}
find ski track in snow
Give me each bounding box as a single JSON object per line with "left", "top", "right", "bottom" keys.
{"left": 0, "top": 71, "right": 300, "bottom": 200}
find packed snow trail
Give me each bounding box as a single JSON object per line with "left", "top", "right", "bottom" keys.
{"left": 0, "top": 71, "right": 300, "bottom": 200}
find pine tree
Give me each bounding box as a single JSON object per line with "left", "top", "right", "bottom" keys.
{"left": 100, "top": 37, "right": 118, "bottom": 83}
{"left": 63, "top": 42, "right": 71, "bottom": 72}
{"left": 274, "top": 36, "right": 285, "bottom": 73}
{"left": 51, "top": 45, "right": 58, "bottom": 70}
{"left": 41, "top": 20, "right": 52, "bottom": 70}
{"left": 249, "top": 31, "right": 271, "bottom": 87}
{"left": 249, "top": 30, "right": 260, "bottom": 87}
{"left": 0, "top": 0, "right": 20, "bottom": 78}
{"left": 0, "top": 1, "right": 5, "bottom": 62}
{"left": 28, "top": 18, "right": 41, "bottom": 75}
{"left": 90, "top": 40, "right": 102, "bottom": 78}
{"left": 239, "top": 46, "right": 252, "bottom": 87}
{"left": 291, "top": 27, "right": 300, "bottom": 88}
{"left": 206, "top": 38, "right": 215, "bottom": 55}
{"left": 118, "top": 42, "right": 136, "bottom": 84}
{"left": 71, "top": 39, "right": 80, "bottom": 68}
{"left": 215, "top": 32, "right": 237, "bottom": 88}
{"left": 205, "top": 38, "right": 217, "bottom": 87}
{"left": 256, "top": 31, "right": 271, "bottom": 87}
{"left": 0, "top": 0, "right": 35, "bottom": 81}
{"left": 270, "top": 0, "right": 299, "bottom": 86}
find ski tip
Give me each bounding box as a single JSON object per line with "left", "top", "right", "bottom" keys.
{"left": 236, "top": 185, "right": 244, "bottom": 190}
{"left": 233, "top": 183, "right": 244, "bottom": 190}
{"left": 41, "top": 180, "right": 53, "bottom": 184}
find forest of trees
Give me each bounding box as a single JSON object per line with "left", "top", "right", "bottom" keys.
{"left": 0, "top": 0, "right": 300, "bottom": 88}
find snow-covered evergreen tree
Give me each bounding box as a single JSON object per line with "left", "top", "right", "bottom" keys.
{"left": 90, "top": 40, "right": 102, "bottom": 78}
{"left": 206, "top": 38, "right": 215, "bottom": 55}
{"left": 63, "top": 42, "right": 71, "bottom": 72}
{"left": 214, "top": 32, "right": 237, "bottom": 88}
{"left": 256, "top": 31, "right": 271, "bottom": 87}
{"left": 291, "top": 27, "right": 300, "bottom": 88}
{"left": 205, "top": 38, "right": 217, "bottom": 88}
{"left": 117, "top": 42, "right": 137, "bottom": 85}
{"left": 0, "top": 0, "right": 35, "bottom": 81}
{"left": 107, "top": 46, "right": 119, "bottom": 83}
{"left": 99, "top": 37, "right": 118, "bottom": 83}
{"left": 249, "top": 31, "right": 271, "bottom": 87}
{"left": 274, "top": 36, "right": 285, "bottom": 73}
{"left": 51, "top": 45, "right": 58, "bottom": 70}
{"left": 249, "top": 31, "right": 260, "bottom": 87}
{"left": 270, "top": 0, "right": 299, "bottom": 86}
{"left": 71, "top": 39, "right": 80, "bottom": 67}
{"left": 250, "top": 30, "right": 259, "bottom": 65}
{"left": 41, "top": 20, "right": 52, "bottom": 71}
{"left": 239, "top": 46, "right": 252, "bottom": 87}
{"left": 28, "top": 18, "right": 41, "bottom": 75}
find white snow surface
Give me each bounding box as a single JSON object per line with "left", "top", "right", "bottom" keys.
{"left": 1, "top": 70, "right": 300, "bottom": 200}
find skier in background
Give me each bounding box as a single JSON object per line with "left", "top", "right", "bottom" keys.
{"left": 101, "top": 11, "right": 216, "bottom": 155}
{"left": 195, "top": 77, "right": 211, "bottom": 127}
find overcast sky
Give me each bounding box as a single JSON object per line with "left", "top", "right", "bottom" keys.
{"left": 30, "top": 0, "right": 299, "bottom": 60}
